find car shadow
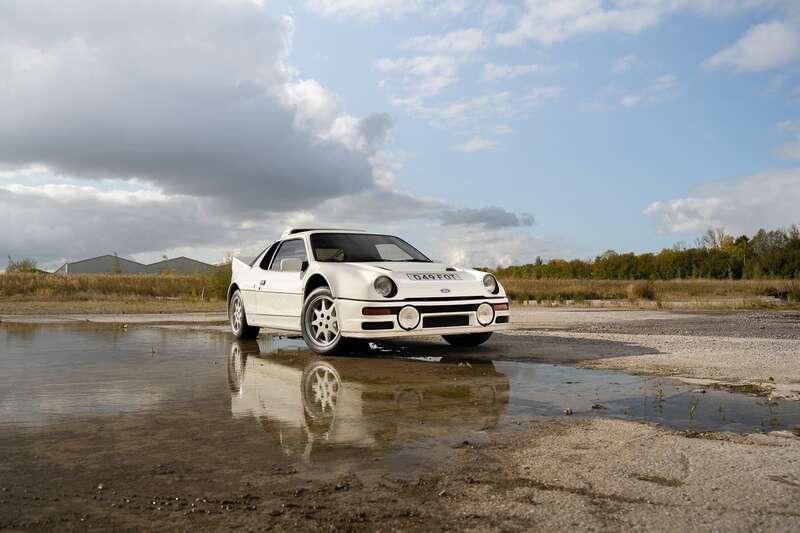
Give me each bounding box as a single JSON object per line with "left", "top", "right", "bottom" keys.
{"left": 362, "top": 331, "right": 659, "bottom": 365}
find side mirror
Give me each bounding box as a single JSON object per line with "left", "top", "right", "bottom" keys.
{"left": 280, "top": 258, "right": 304, "bottom": 272}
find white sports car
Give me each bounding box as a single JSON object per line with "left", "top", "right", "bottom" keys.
{"left": 227, "top": 228, "right": 510, "bottom": 354}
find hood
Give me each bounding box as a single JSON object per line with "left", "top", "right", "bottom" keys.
{"left": 312, "top": 261, "right": 503, "bottom": 300}
{"left": 361, "top": 262, "right": 448, "bottom": 273}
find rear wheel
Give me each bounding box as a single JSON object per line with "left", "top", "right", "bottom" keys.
{"left": 442, "top": 332, "right": 493, "bottom": 347}
{"left": 302, "top": 287, "right": 346, "bottom": 355}
{"left": 229, "top": 289, "right": 259, "bottom": 339}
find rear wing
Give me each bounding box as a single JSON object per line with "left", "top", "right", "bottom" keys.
{"left": 231, "top": 256, "right": 251, "bottom": 283}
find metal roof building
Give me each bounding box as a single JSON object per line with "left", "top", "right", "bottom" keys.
{"left": 55, "top": 255, "right": 147, "bottom": 275}
{"left": 55, "top": 255, "right": 216, "bottom": 275}
{"left": 144, "top": 257, "right": 217, "bottom": 275}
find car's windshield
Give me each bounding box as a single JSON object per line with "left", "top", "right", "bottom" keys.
{"left": 310, "top": 233, "right": 432, "bottom": 263}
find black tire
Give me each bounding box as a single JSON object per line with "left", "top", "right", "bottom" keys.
{"left": 442, "top": 332, "right": 493, "bottom": 347}
{"left": 229, "top": 289, "right": 259, "bottom": 340}
{"left": 227, "top": 341, "right": 248, "bottom": 393}
{"left": 301, "top": 287, "right": 347, "bottom": 355}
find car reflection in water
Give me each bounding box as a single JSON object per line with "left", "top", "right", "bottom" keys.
{"left": 228, "top": 337, "right": 510, "bottom": 462}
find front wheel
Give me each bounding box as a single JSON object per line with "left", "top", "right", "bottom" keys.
{"left": 442, "top": 332, "right": 493, "bottom": 347}
{"left": 229, "top": 289, "right": 259, "bottom": 340}
{"left": 302, "top": 287, "right": 346, "bottom": 355}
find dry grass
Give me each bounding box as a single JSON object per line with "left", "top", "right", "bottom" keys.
{"left": 0, "top": 270, "right": 229, "bottom": 301}
{"left": 2, "top": 273, "right": 799, "bottom": 314}
{"left": 0, "top": 271, "right": 231, "bottom": 315}
{"left": 499, "top": 278, "right": 800, "bottom": 305}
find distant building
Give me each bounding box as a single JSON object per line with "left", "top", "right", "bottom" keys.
{"left": 144, "top": 256, "right": 217, "bottom": 275}
{"left": 55, "top": 255, "right": 216, "bottom": 275}
{"left": 55, "top": 255, "right": 147, "bottom": 275}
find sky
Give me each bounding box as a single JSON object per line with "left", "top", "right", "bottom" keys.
{"left": 1, "top": 0, "right": 800, "bottom": 270}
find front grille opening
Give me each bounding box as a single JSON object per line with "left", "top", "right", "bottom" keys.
{"left": 423, "top": 315, "right": 469, "bottom": 328}
{"left": 362, "top": 321, "right": 394, "bottom": 331}
{"left": 495, "top": 315, "right": 510, "bottom": 324}
{"left": 418, "top": 303, "right": 479, "bottom": 314}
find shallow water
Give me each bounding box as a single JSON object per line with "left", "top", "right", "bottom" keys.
{"left": 1, "top": 324, "right": 798, "bottom": 465}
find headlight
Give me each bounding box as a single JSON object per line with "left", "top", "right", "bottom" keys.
{"left": 482, "top": 274, "right": 498, "bottom": 294}
{"left": 373, "top": 276, "right": 397, "bottom": 298}
{"left": 476, "top": 302, "right": 495, "bottom": 326}
{"left": 397, "top": 305, "right": 420, "bottom": 330}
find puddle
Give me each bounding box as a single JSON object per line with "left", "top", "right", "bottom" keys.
{"left": 1, "top": 324, "right": 799, "bottom": 467}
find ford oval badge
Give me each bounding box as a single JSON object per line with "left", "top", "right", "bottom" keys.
{"left": 440, "top": 288, "right": 451, "bottom": 293}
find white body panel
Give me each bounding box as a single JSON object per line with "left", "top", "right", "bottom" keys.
{"left": 228, "top": 230, "right": 510, "bottom": 340}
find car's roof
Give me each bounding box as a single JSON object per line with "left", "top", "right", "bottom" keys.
{"left": 280, "top": 227, "right": 366, "bottom": 238}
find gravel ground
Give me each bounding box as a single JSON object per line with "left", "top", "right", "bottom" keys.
{"left": 448, "top": 418, "right": 800, "bottom": 531}
{"left": 507, "top": 308, "right": 800, "bottom": 399}
{"left": 3, "top": 415, "right": 799, "bottom": 532}
{"left": 511, "top": 308, "right": 800, "bottom": 339}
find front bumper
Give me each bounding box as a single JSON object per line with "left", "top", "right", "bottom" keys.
{"left": 336, "top": 297, "right": 510, "bottom": 338}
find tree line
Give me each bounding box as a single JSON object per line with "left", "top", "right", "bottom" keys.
{"left": 494, "top": 227, "right": 800, "bottom": 280}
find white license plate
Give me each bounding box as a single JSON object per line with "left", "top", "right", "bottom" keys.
{"left": 406, "top": 273, "right": 462, "bottom": 281}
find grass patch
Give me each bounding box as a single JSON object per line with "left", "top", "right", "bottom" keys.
{"left": 499, "top": 278, "right": 800, "bottom": 306}
{"left": 1, "top": 271, "right": 798, "bottom": 314}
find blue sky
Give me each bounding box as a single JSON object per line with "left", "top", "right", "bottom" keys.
{"left": 1, "top": 1, "right": 799, "bottom": 268}
{"left": 274, "top": 1, "right": 799, "bottom": 255}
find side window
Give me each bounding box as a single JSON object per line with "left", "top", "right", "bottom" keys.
{"left": 269, "top": 239, "right": 308, "bottom": 271}
{"left": 258, "top": 241, "right": 280, "bottom": 270}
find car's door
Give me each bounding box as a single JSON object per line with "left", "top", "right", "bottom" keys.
{"left": 258, "top": 238, "right": 308, "bottom": 330}
{"left": 243, "top": 241, "right": 279, "bottom": 324}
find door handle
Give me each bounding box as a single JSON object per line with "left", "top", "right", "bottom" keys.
{"left": 259, "top": 280, "right": 267, "bottom": 286}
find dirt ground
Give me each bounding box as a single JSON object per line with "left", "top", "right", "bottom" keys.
{"left": 3, "top": 415, "right": 799, "bottom": 531}
{"left": 0, "top": 299, "right": 222, "bottom": 315}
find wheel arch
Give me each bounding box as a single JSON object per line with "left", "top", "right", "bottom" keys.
{"left": 304, "top": 273, "right": 332, "bottom": 299}
{"left": 227, "top": 283, "right": 239, "bottom": 311}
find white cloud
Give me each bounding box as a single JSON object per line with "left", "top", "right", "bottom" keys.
{"left": 613, "top": 52, "right": 642, "bottom": 73}
{"left": 497, "top": 0, "right": 673, "bottom": 46}
{"left": 522, "top": 85, "right": 564, "bottom": 106}
{"left": 390, "top": 91, "right": 515, "bottom": 125}
{"left": 304, "top": 0, "right": 475, "bottom": 21}
{"left": 621, "top": 94, "right": 642, "bottom": 107}
{"left": 482, "top": 62, "right": 545, "bottom": 82}
{"left": 620, "top": 74, "right": 678, "bottom": 107}
{"left": 706, "top": 21, "right": 800, "bottom": 72}
{"left": 304, "top": 0, "right": 426, "bottom": 20}
{"left": 649, "top": 74, "right": 679, "bottom": 93}
{"left": 0, "top": 181, "right": 231, "bottom": 265}
{"left": 434, "top": 227, "right": 580, "bottom": 267}
{"left": 0, "top": 0, "right": 544, "bottom": 269}
{"left": 482, "top": 1, "right": 514, "bottom": 26}
{"left": 0, "top": 0, "right": 390, "bottom": 213}
{"left": 643, "top": 169, "right": 800, "bottom": 235}
{"left": 0, "top": 178, "right": 538, "bottom": 267}
{"left": 374, "top": 55, "right": 459, "bottom": 96}
{"left": 390, "top": 86, "right": 561, "bottom": 129}
{"left": 497, "top": 0, "right": 778, "bottom": 46}
{"left": 402, "top": 28, "right": 486, "bottom": 55}
{"left": 455, "top": 136, "right": 498, "bottom": 152}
